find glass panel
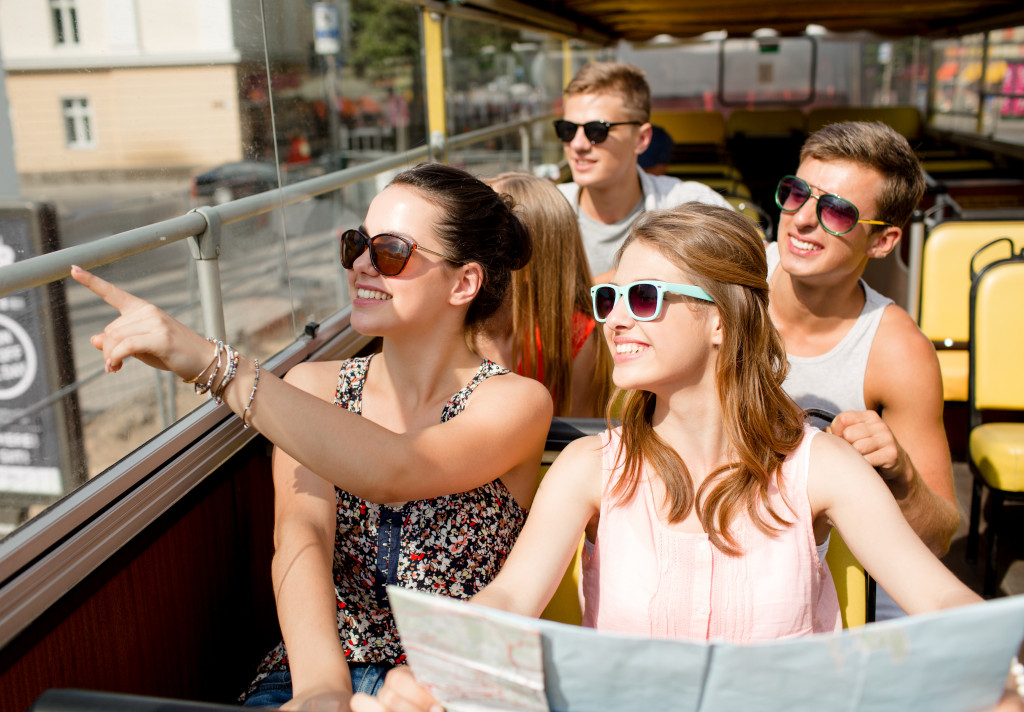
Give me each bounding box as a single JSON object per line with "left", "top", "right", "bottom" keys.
{"left": 0, "top": 0, "right": 431, "bottom": 538}
{"left": 626, "top": 36, "right": 929, "bottom": 113}
{"left": 719, "top": 37, "right": 815, "bottom": 106}
{"left": 443, "top": 16, "right": 564, "bottom": 175}
{"left": 930, "top": 34, "right": 986, "bottom": 129}
{"left": 985, "top": 26, "right": 1024, "bottom": 145}
{"left": 257, "top": 0, "right": 426, "bottom": 334}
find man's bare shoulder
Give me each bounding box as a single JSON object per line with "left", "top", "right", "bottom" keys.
{"left": 866, "top": 303, "right": 943, "bottom": 404}
{"left": 874, "top": 303, "right": 937, "bottom": 359}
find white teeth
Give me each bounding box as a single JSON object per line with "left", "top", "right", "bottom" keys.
{"left": 791, "top": 237, "right": 822, "bottom": 251}
{"left": 357, "top": 288, "right": 392, "bottom": 301}
{"left": 615, "top": 342, "right": 647, "bottom": 354}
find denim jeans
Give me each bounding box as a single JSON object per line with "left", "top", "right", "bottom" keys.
{"left": 243, "top": 664, "right": 393, "bottom": 708}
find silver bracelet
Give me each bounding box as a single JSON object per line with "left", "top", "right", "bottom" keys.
{"left": 211, "top": 344, "right": 239, "bottom": 404}
{"left": 242, "top": 358, "right": 260, "bottom": 429}
{"left": 195, "top": 340, "right": 224, "bottom": 396}
{"left": 183, "top": 337, "right": 220, "bottom": 385}
{"left": 1012, "top": 656, "right": 1024, "bottom": 699}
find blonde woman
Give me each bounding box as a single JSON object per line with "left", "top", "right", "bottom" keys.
{"left": 351, "top": 204, "right": 1004, "bottom": 712}
{"left": 475, "top": 172, "right": 612, "bottom": 417}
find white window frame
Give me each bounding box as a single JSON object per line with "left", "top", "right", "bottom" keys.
{"left": 50, "top": 0, "right": 81, "bottom": 46}
{"left": 61, "top": 96, "right": 96, "bottom": 149}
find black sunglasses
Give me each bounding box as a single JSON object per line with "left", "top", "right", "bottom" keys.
{"left": 339, "top": 228, "right": 460, "bottom": 276}
{"left": 553, "top": 119, "right": 643, "bottom": 144}
{"left": 775, "top": 175, "right": 893, "bottom": 237}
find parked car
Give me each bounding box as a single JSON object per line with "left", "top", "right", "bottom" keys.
{"left": 190, "top": 161, "right": 280, "bottom": 205}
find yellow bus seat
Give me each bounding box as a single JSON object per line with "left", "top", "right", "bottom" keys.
{"left": 695, "top": 177, "right": 751, "bottom": 199}
{"left": 824, "top": 530, "right": 868, "bottom": 629}
{"left": 725, "top": 196, "right": 771, "bottom": 240}
{"left": 726, "top": 108, "right": 806, "bottom": 138}
{"left": 919, "top": 221, "right": 1021, "bottom": 401}
{"left": 664, "top": 162, "right": 742, "bottom": 180}
{"left": 806, "top": 106, "right": 922, "bottom": 141}
{"left": 535, "top": 459, "right": 585, "bottom": 625}
{"left": 920, "top": 159, "right": 996, "bottom": 176}
{"left": 651, "top": 109, "right": 727, "bottom": 147}
{"left": 965, "top": 248, "right": 1024, "bottom": 597}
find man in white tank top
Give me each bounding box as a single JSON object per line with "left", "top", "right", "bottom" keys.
{"left": 766, "top": 122, "right": 959, "bottom": 620}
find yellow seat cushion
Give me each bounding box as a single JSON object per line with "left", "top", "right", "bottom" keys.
{"left": 539, "top": 536, "right": 584, "bottom": 625}
{"left": 537, "top": 461, "right": 584, "bottom": 625}
{"left": 970, "top": 423, "right": 1024, "bottom": 491}
{"left": 937, "top": 350, "right": 968, "bottom": 402}
{"left": 824, "top": 531, "right": 866, "bottom": 629}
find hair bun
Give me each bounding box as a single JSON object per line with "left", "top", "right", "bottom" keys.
{"left": 506, "top": 210, "right": 532, "bottom": 271}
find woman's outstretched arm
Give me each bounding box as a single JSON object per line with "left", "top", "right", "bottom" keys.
{"left": 71, "top": 266, "right": 553, "bottom": 504}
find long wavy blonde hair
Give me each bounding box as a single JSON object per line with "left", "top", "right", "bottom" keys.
{"left": 485, "top": 172, "right": 612, "bottom": 416}
{"left": 610, "top": 204, "right": 805, "bottom": 555}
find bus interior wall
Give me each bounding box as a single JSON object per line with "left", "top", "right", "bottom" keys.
{"left": 0, "top": 437, "right": 279, "bottom": 712}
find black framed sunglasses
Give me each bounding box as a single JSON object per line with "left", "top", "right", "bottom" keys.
{"left": 553, "top": 119, "right": 643, "bottom": 144}
{"left": 339, "top": 228, "right": 460, "bottom": 277}
{"left": 591, "top": 281, "right": 714, "bottom": 322}
{"left": 775, "top": 175, "right": 894, "bottom": 237}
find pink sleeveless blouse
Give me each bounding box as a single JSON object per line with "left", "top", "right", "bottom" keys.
{"left": 580, "top": 425, "right": 841, "bottom": 642}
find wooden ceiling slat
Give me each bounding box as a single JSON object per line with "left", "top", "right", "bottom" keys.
{"left": 466, "top": 0, "right": 1023, "bottom": 41}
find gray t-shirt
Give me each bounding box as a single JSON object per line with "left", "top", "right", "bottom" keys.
{"left": 576, "top": 198, "right": 644, "bottom": 276}
{"left": 558, "top": 166, "right": 734, "bottom": 276}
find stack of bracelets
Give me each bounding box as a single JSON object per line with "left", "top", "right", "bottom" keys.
{"left": 183, "top": 338, "right": 260, "bottom": 428}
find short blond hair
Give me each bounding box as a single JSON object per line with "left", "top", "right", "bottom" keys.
{"left": 565, "top": 62, "right": 650, "bottom": 123}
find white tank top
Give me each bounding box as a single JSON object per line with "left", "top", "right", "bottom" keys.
{"left": 766, "top": 242, "right": 905, "bottom": 620}
{"left": 766, "top": 242, "right": 893, "bottom": 426}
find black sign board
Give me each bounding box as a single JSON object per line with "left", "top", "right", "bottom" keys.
{"left": 0, "top": 200, "right": 85, "bottom": 533}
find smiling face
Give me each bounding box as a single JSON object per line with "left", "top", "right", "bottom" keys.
{"left": 561, "top": 91, "right": 651, "bottom": 194}
{"left": 776, "top": 157, "right": 901, "bottom": 285}
{"left": 346, "top": 184, "right": 458, "bottom": 336}
{"left": 603, "top": 240, "right": 721, "bottom": 396}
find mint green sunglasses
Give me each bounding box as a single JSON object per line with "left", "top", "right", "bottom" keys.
{"left": 591, "top": 281, "right": 714, "bottom": 322}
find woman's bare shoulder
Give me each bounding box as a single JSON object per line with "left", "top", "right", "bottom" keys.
{"left": 282, "top": 359, "right": 349, "bottom": 400}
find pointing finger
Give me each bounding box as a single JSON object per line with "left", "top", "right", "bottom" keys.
{"left": 70, "top": 265, "right": 147, "bottom": 314}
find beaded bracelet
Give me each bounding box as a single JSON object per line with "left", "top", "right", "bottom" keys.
{"left": 242, "top": 359, "right": 260, "bottom": 429}
{"left": 195, "top": 340, "right": 224, "bottom": 396}
{"left": 211, "top": 345, "right": 239, "bottom": 404}
{"left": 183, "top": 338, "right": 221, "bottom": 385}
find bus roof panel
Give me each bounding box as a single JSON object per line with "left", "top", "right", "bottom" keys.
{"left": 443, "top": 0, "right": 1024, "bottom": 42}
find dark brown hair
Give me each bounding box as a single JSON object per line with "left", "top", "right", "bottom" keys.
{"left": 390, "top": 163, "right": 531, "bottom": 327}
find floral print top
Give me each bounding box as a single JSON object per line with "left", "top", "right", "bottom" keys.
{"left": 244, "top": 355, "right": 526, "bottom": 697}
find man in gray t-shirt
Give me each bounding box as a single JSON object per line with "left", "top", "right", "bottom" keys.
{"left": 553, "top": 62, "right": 732, "bottom": 281}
